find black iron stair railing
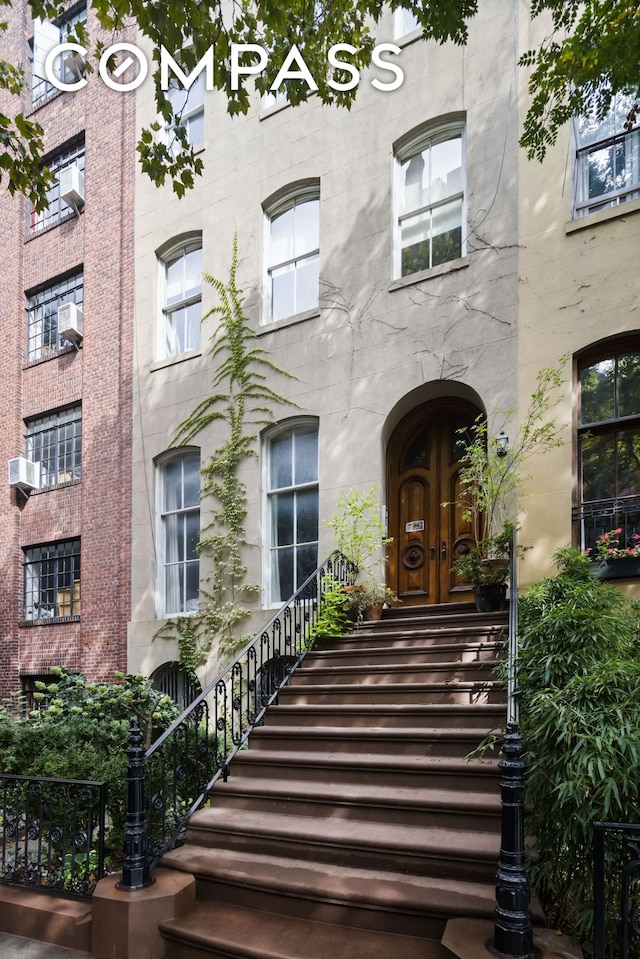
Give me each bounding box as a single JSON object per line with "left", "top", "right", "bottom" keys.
{"left": 121, "top": 550, "right": 356, "bottom": 890}
{"left": 494, "top": 530, "right": 533, "bottom": 958}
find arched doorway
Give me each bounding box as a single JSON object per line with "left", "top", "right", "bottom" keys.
{"left": 386, "top": 397, "right": 482, "bottom": 605}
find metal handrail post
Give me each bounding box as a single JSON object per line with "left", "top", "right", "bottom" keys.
{"left": 494, "top": 531, "right": 533, "bottom": 958}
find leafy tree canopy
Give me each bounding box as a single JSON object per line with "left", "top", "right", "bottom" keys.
{"left": 1, "top": 0, "right": 638, "bottom": 205}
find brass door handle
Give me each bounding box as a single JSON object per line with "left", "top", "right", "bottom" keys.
{"left": 441, "top": 541, "right": 447, "bottom": 559}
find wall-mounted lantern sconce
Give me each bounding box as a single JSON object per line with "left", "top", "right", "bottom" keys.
{"left": 496, "top": 431, "right": 509, "bottom": 458}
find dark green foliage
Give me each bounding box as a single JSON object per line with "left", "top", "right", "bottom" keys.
{"left": 0, "top": 669, "right": 181, "bottom": 864}
{"left": 309, "top": 577, "right": 350, "bottom": 643}
{"left": 517, "top": 548, "right": 640, "bottom": 952}
{"left": 162, "top": 236, "right": 296, "bottom": 662}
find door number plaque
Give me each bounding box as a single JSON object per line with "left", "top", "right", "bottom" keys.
{"left": 405, "top": 520, "right": 425, "bottom": 532}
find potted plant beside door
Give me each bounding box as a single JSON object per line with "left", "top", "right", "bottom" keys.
{"left": 325, "top": 485, "right": 398, "bottom": 621}
{"left": 446, "top": 359, "right": 567, "bottom": 611}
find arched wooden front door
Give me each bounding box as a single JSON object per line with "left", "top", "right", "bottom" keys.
{"left": 386, "top": 398, "right": 481, "bottom": 605}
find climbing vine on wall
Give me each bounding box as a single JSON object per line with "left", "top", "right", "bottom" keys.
{"left": 160, "top": 235, "right": 297, "bottom": 666}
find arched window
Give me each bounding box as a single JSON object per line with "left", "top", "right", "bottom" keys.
{"left": 158, "top": 236, "right": 202, "bottom": 358}
{"left": 265, "top": 422, "right": 319, "bottom": 604}
{"left": 157, "top": 450, "right": 201, "bottom": 615}
{"left": 575, "top": 339, "right": 640, "bottom": 553}
{"left": 394, "top": 118, "right": 465, "bottom": 278}
{"left": 151, "top": 661, "right": 201, "bottom": 710}
{"left": 264, "top": 184, "right": 320, "bottom": 323}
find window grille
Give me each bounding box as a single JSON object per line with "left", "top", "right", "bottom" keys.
{"left": 25, "top": 405, "right": 82, "bottom": 487}
{"left": 26, "top": 270, "right": 83, "bottom": 361}
{"left": 24, "top": 539, "right": 81, "bottom": 621}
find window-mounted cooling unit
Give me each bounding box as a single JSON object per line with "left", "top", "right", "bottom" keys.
{"left": 8, "top": 457, "right": 41, "bottom": 492}
{"left": 59, "top": 163, "right": 84, "bottom": 210}
{"left": 58, "top": 302, "right": 83, "bottom": 345}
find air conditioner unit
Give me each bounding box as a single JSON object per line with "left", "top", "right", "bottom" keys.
{"left": 62, "top": 48, "right": 85, "bottom": 78}
{"left": 58, "top": 302, "right": 83, "bottom": 345}
{"left": 8, "top": 457, "right": 41, "bottom": 492}
{"left": 59, "top": 163, "right": 84, "bottom": 210}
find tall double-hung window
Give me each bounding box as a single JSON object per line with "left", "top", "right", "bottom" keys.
{"left": 574, "top": 93, "right": 640, "bottom": 217}
{"left": 576, "top": 342, "right": 640, "bottom": 554}
{"left": 158, "top": 451, "right": 201, "bottom": 615}
{"left": 395, "top": 120, "right": 465, "bottom": 277}
{"left": 166, "top": 70, "right": 205, "bottom": 149}
{"left": 266, "top": 423, "right": 319, "bottom": 604}
{"left": 160, "top": 239, "right": 202, "bottom": 357}
{"left": 265, "top": 186, "right": 320, "bottom": 323}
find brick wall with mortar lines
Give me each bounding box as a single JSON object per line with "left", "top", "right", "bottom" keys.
{"left": 0, "top": 3, "right": 136, "bottom": 698}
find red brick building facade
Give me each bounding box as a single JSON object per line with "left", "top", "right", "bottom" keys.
{"left": 0, "top": 2, "right": 135, "bottom": 701}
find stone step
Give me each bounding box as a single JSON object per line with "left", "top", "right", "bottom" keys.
{"left": 307, "top": 641, "right": 501, "bottom": 665}
{"left": 268, "top": 701, "right": 506, "bottom": 730}
{"left": 228, "top": 748, "right": 502, "bottom": 791}
{"left": 209, "top": 775, "right": 502, "bottom": 831}
{"left": 319, "top": 626, "right": 506, "bottom": 650}
{"left": 162, "top": 846, "right": 497, "bottom": 942}
{"left": 294, "top": 660, "right": 497, "bottom": 685}
{"left": 161, "top": 899, "right": 452, "bottom": 959}
{"left": 248, "top": 724, "right": 491, "bottom": 758}
{"left": 185, "top": 807, "right": 499, "bottom": 883}
{"left": 279, "top": 680, "right": 506, "bottom": 705}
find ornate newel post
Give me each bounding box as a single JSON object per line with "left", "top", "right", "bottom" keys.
{"left": 120, "top": 718, "right": 153, "bottom": 891}
{"left": 494, "top": 721, "right": 533, "bottom": 958}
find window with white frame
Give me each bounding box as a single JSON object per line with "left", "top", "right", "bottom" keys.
{"left": 574, "top": 93, "right": 640, "bottom": 217}
{"left": 394, "top": 8, "right": 420, "bottom": 38}
{"left": 166, "top": 70, "right": 205, "bottom": 150}
{"left": 266, "top": 423, "right": 319, "bottom": 604}
{"left": 29, "top": 138, "right": 85, "bottom": 234}
{"left": 158, "top": 451, "right": 201, "bottom": 616}
{"left": 31, "top": 3, "right": 87, "bottom": 107}
{"left": 24, "top": 539, "right": 81, "bottom": 620}
{"left": 26, "top": 269, "right": 83, "bottom": 362}
{"left": 265, "top": 187, "right": 320, "bottom": 323}
{"left": 160, "top": 239, "right": 202, "bottom": 357}
{"left": 395, "top": 122, "right": 464, "bottom": 277}
{"left": 26, "top": 405, "right": 82, "bottom": 487}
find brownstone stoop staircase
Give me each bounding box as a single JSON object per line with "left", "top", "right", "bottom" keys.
{"left": 159, "top": 602, "right": 508, "bottom": 959}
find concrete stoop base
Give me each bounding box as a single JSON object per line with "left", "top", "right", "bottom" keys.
{"left": 0, "top": 884, "right": 92, "bottom": 952}
{"left": 442, "top": 919, "right": 583, "bottom": 959}
{"left": 91, "top": 868, "right": 195, "bottom": 959}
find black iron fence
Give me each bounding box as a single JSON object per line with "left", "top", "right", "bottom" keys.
{"left": 594, "top": 822, "right": 640, "bottom": 959}
{"left": 122, "top": 550, "right": 356, "bottom": 887}
{"left": 0, "top": 774, "right": 107, "bottom": 900}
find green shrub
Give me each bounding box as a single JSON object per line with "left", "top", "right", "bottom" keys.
{"left": 517, "top": 548, "right": 640, "bottom": 953}
{"left": 0, "top": 669, "right": 182, "bottom": 866}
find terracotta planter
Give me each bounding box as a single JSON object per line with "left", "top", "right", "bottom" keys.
{"left": 364, "top": 602, "right": 384, "bottom": 621}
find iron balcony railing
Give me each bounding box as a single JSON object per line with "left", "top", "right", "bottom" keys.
{"left": 574, "top": 497, "right": 640, "bottom": 557}
{"left": 0, "top": 774, "right": 107, "bottom": 901}
{"left": 594, "top": 822, "right": 640, "bottom": 959}
{"left": 121, "top": 550, "right": 356, "bottom": 888}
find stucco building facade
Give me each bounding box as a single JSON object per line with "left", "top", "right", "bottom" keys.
{"left": 130, "top": 2, "right": 525, "bottom": 686}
